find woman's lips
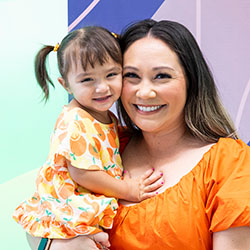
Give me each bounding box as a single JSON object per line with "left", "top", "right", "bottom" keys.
{"left": 134, "top": 104, "right": 166, "bottom": 113}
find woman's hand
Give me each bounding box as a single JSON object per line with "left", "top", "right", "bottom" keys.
{"left": 123, "top": 168, "right": 164, "bottom": 202}
{"left": 26, "top": 232, "right": 110, "bottom": 250}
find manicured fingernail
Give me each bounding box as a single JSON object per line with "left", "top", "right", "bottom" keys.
{"left": 123, "top": 170, "right": 127, "bottom": 173}
{"left": 160, "top": 172, "right": 163, "bottom": 176}
{"left": 152, "top": 168, "right": 155, "bottom": 171}
{"left": 161, "top": 181, "right": 164, "bottom": 185}
{"left": 156, "top": 192, "right": 158, "bottom": 194}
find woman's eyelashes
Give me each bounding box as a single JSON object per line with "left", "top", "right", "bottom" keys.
{"left": 123, "top": 72, "right": 172, "bottom": 81}
{"left": 123, "top": 72, "right": 140, "bottom": 79}
{"left": 154, "top": 73, "right": 172, "bottom": 80}
{"left": 123, "top": 72, "right": 141, "bottom": 84}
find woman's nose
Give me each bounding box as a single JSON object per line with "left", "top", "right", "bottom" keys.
{"left": 136, "top": 81, "right": 156, "bottom": 99}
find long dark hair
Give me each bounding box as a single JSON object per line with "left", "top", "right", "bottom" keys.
{"left": 117, "top": 19, "right": 237, "bottom": 142}
{"left": 35, "top": 26, "right": 122, "bottom": 101}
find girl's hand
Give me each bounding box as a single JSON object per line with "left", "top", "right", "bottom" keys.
{"left": 123, "top": 168, "right": 164, "bottom": 202}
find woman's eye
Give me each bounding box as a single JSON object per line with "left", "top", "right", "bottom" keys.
{"left": 123, "top": 72, "right": 139, "bottom": 79}
{"left": 155, "top": 73, "right": 171, "bottom": 79}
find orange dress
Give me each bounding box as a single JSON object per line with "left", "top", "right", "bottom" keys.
{"left": 13, "top": 106, "right": 123, "bottom": 238}
{"left": 109, "top": 137, "right": 250, "bottom": 250}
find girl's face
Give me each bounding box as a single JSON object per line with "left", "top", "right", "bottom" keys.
{"left": 121, "top": 36, "right": 187, "bottom": 134}
{"left": 59, "top": 56, "right": 122, "bottom": 122}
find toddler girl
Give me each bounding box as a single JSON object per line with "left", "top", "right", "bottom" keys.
{"left": 13, "top": 26, "right": 163, "bottom": 248}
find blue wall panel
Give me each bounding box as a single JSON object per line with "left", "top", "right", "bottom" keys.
{"left": 68, "top": 0, "right": 165, "bottom": 32}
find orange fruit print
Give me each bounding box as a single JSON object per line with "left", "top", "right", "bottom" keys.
{"left": 94, "top": 123, "right": 106, "bottom": 141}
{"left": 70, "top": 135, "right": 87, "bottom": 157}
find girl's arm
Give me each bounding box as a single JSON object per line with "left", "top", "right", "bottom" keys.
{"left": 213, "top": 226, "right": 250, "bottom": 250}
{"left": 68, "top": 164, "right": 163, "bottom": 202}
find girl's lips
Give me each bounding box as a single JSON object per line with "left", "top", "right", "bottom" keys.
{"left": 93, "top": 95, "right": 112, "bottom": 102}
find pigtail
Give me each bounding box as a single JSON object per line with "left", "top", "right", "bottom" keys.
{"left": 34, "top": 45, "right": 55, "bottom": 101}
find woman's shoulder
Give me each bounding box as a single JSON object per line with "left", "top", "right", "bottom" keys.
{"left": 201, "top": 137, "right": 250, "bottom": 192}
{"left": 207, "top": 137, "right": 250, "bottom": 162}
{"left": 202, "top": 138, "right": 250, "bottom": 232}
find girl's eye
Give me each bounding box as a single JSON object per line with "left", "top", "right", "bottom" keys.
{"left": 107, "top": 72, "right": 118, "bottom": 78}
{"left": 123, "top": 72, "right": 139, "bottom": 79}
{"left": 155, "top": 73, "right": 172, "bottom": 79}
{"left": 80, "top": 78, "right": 93, "bottom": 83}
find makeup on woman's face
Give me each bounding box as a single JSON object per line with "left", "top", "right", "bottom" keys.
{"left": 121, "top": 37, "right": 187, "bottom": 133}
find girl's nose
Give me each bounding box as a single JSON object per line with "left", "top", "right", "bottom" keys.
{"left": 95, "top": 81, "right": 110, "bottom": 93}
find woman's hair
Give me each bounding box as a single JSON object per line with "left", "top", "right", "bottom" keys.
{"left": 35, "top": 26, "right": 122, "bottom": 101}
{"left": 117, "top": 19, "right": 238, "bottom": 142}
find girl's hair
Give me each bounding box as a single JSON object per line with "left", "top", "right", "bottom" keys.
{"left": 35, "top": 26, "right": 122, "bottom": 101}
{"left": 117, "top": 19, "right": 238, "bottom": 142}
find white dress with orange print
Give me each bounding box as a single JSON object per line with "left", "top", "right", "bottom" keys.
{"left": 13, "top": 106, "right": 123, "bottom": 238}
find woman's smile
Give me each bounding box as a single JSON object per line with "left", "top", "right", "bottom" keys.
{"left": 134, "top": 104, "right": 166, "bottom": 113}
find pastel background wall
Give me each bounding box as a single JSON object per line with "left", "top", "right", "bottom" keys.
{"left": 1, "top": 0, "right": 249, "bottom": 249}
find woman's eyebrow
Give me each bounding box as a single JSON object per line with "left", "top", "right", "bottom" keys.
{"left": 152, "top": 66, "right": 175, "bottom": 72}
{"left": 123, "top": 66, "right": 139, "bottom": 71}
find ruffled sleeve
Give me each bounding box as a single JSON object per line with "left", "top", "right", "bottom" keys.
{"left": 204, "top": 138, "right": 250, "bottom": 232}
{"left": 53, "top": 108, "right": 104, "bottom": 171}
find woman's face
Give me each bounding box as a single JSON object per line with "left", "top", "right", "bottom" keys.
{"left": 121, "top": 36, "right": 187, "bottom": 134}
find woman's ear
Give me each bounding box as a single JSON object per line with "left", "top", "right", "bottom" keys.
{"left": 58, "top": 77, "right": 72, "bottom": 94}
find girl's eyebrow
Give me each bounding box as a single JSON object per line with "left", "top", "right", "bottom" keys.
{"left": 106, "top": 66, "right": 122, "bottom": 72}
{"left": 76, "top": 72, "right": 91, "bottom": 79}
{"left": 75, "top": 66, "right": 122, "bottom": 79}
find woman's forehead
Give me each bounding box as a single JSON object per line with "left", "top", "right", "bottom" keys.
{"left": 123, "top": 37, "right": 182, "bottom": 72}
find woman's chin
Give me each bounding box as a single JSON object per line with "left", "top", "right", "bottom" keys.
{"left": 135, "top": 121, "right": 162, "bottom": 133}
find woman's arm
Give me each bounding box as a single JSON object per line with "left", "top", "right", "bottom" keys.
{"left": 68, "top": 164, "right": 163, "bottom": 202}
{"left": 26, "top": 232, "right": 110, "bottom": 250}
{"left": 213, "top": 226, "right": 250, "bottom": 250}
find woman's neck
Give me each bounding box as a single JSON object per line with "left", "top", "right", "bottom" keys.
{"left": 138, "top": 124, "right": 197, "bottom": 159}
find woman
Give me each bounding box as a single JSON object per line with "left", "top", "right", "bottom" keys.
{"left": 31, "top": 19, "right": 250, "bottom": 250}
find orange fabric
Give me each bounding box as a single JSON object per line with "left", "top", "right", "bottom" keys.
{"left": 109, "top": 138, "right": 250, "bottom": 250}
